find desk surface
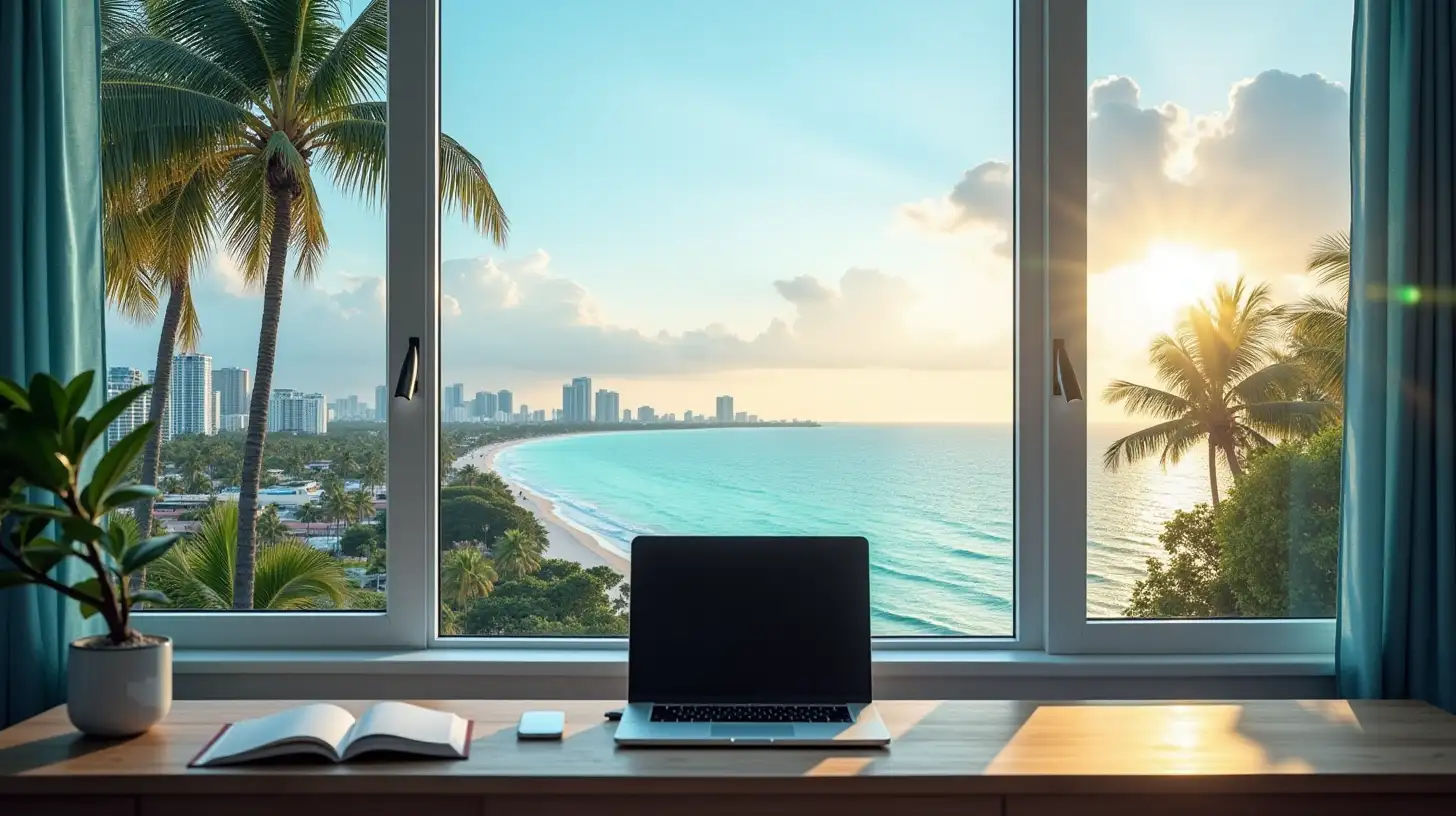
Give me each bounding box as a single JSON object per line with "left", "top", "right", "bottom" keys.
{"left": 3, "top": 699, "right": 1456, "bottom": 797}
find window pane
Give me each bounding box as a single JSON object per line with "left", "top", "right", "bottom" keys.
{"left": 439, "top": 0, "right": 1015, "bottom": 637}
{"left": 1086, "top": 0, "right": 1351, "bottom": 619}
{"left": 103, "top": 1, "right": 388, "bottom": 612}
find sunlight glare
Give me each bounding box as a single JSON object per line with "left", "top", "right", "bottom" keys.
{"left": 1092, "top": 242, "right": 1241, "bottom": 350}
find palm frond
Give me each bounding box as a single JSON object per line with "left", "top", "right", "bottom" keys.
{"left": 1102, "top": 417, "right": 1202, "bottom": 471}
{"left": 143, "top": 0, "right": 278, "bottom": 103}
{"left": 302, "top": 0, "right": 387, "bottom": 111}
{"left": 102, "top": 35, "right": 269, "bottom": 114}
{"left": 1158, "top": 417, "right": 1206, "bottom": 467}
{"left": 101, "top": 0, "right": 148, "bottom": 46}
{"left": 218, "top": 151, "right": 275, "bottom": 284}
{"left": 1285, "top": 293, "right": 1347, "bottom": 351}
{"left": 249, "top": 0, "right": 341, "bottom": 103}
{"left": 1231, "top": 361, "right": 1306, "bottom": 404}
{"left": 101, "top": 79, "right": 256, "bottom": 192}
{"left": 1307, "top": 230, "right": 1351, "bottom": 294}
{"left": 1147, "top": 332, "right": 1210, "bottom": 404}
{"left": 1101, "top": 381, "right": 1193, "bottom": 420}
{"left": 441, "top": 133, "right": 510, "bottom": 244}
{"left": 1233, "top": 400, "right": 1333, "bottom": 439}
{"left": 309, "top": 114, "right": 385, "bottom": 207}
{"left": 172, "top": 277, "right": 204, "bottom": 352}
{"left": 254, "top": 540, "right": 351, "bottom": 610}
{"left": 102, "top": 186, "right": 162, "bottom": 324}
{"left": 289, "top": 167, "right": 329, "bottom": 281}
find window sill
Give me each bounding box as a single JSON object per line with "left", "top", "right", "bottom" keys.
{"left": 174, "top": 647, "right": 1333, "bottom": 679}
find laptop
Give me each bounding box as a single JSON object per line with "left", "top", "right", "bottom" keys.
{"left": 614, "top": 535, "right": 891, "bottom": 747}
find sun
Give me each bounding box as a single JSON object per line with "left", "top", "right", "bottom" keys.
{"left": 1092, "top": 242, "right": 1242, "bottom": 345}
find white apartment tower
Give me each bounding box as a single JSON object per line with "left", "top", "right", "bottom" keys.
{"left": 105, "top": 367, "right": 151, "bottom": 447}
{"left": 170, "top": 353, "right": 214, "bottom": 437}
{"left": 269, "top": 389, "right": 328, "bottom": 435}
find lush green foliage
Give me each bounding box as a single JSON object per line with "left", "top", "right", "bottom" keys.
{"left": 1126, "top": 426, "right": 1342, "bottom": 618}
{"left": 461, "top": 559, "right": 629, "bottom": 636}
{"left": 442, "top": 546, "right": 497, "bottom": 608}
{"left": 148, "top": 502, "right": 352, "bottom": 610}
{"left": 0, "top": 373, "right": 179, "bottom": 643}
{"left": 338, "top": 524, "right": 377, "bottom": 558}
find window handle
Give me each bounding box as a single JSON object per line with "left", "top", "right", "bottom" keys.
{"left": 394, "top": 336, "right": 420, "bottom": 400}
{"left": 1052, "top": 338, "right": 1083, "bottom": 402}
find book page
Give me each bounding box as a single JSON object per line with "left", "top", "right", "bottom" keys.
{"left": 199, "top": 703, "right": 357, "bottom": 765}
{"left": 344, "top": 701, "right": 468, "bottom": 756}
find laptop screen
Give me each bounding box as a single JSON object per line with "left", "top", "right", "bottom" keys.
{"left": 628, "top": 536, "right": 872, "bottom": 704}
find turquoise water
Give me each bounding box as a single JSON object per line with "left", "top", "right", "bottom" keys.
{"left": 493, "top": 424, "right": 1211, "bottom": 635}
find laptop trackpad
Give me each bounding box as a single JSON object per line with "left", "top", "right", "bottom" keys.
{"left": 710, "top": 724, "right": 795, "bottom": 738}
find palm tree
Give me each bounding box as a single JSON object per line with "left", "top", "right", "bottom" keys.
{"left": 349, "top": 490, "right": 376, "bottom": 525}
{"left": 148, "top": 503, "right": 351, "bottom": 609}
{"left": 160, "top": 475, "right": 184, "bottom": 494}
{"left": 1284, "top": 231, "right": 1350, "bottom": 403}
{"left": 1102, "top": 278, "right": 1332, "bottom": 506}
{"left": 323, "top": 484, "right": 351, "bottom": 537}
{"left": 454, "top": 464, "right": 482, "bottom": 486}
{"left": 296, "top": 501, "right": 322, "bottom": 535}
{"left": 256, "top": 504, "right": 288, "bottom": 545}
{"left": 358, "top": 455, "right": 384, "bottom": 498}
{"left": 102, "top": 0, "right": 508, "bottom": 609}
{"left": 441, "top": 547, "right": 497, "bottom": 609}
{"left": 335, "top": 449, "right": 358, "bottom": 481}
{"left": 492, "top": 528, "right": 543, "bottom": 581}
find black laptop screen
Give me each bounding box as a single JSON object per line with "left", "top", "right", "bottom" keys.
{"left": 628, "top": 536, "right": 872, "bottom": 704}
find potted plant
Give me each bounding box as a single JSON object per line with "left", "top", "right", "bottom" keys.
{"left": 0, "top": 372, "right": 180, "bottom": 736}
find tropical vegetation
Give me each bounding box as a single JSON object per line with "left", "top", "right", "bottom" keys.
{"left": 99, "top": 0, "right": 508, "bottom": 609}
{"left": 148, "top": 502, "right": 353, "bottom": 610}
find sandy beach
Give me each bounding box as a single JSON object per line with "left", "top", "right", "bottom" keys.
{"left": 454, "top": 438, "right": 631, "bottom": 579}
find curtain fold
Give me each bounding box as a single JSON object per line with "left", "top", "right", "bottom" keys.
{"left": 1337, "top": 0, "right": 1456, "bottom": 712}
{"left": 0, "top": 0, "right": 107, "bottom": 728}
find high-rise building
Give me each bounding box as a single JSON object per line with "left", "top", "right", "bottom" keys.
{"left": 104, "top": 367, "right": 150, "bottom": 447}
{"left": 748, "top": 414, "right": 759, "bottom": 423}
{"left": 444, "top": 383, "right": 465, "bottom": 412}
{"left": 473, "top": 390, "right": 498, "bottom": 420}
{"left": 532, "top": 409, "right": 546, "bottom": 423}
{"left": 375, "top": 385, "right": 388, "bottom": 421}
{"left": 552, "top": 408, "right": 563, "bottom": 422}
{"left": 269, "top": 389, "right": 328, "bottom": 434}
{"left": 638, "top": 405, "right": 657, "bottom": 422}
{"left": 735, "top": 411, "right": 748, "bottom": 423}
{"left": 170, "top": 353, "right": 214, "bottom": 437}
{"left": 346, "top": 394, "right": 360, "bottom": 419}
{"left": 497, "top": 389, "right": 513, "bottom": 417}
{"left": 215, "top": 367, "right": 251, "bottom": 416}
{"left": 211, "top": 390, "right": 222, "bottom": 433}
{"left": 623, "top": 408, "right": 632, "bottom": 422}
{"left": 560, "top": 377, "right": 592, "bottom": 422}
{"left": 684, "top": 410, "right": 694, "bottom": 422}
{"left": 446, "top": 405, "right": 469, "bottom": 423}
{"left": 594, "top": 389, "right": 620, "bottom": 424}
{"left": 220, "top": 414, "right": 248, "bottom": 432}
{"left": 716, "top": 395, "right": 734, "bottom": 424}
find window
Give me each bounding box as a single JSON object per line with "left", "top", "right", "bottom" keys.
{"left": 100, "top": 0, "right": 412, "bottom": 647}
{"left": 94, "top": 0, "right": 1351, "bottom": 655}
{"left": 436, "top": 0, "right": 1017, "bottom": 638}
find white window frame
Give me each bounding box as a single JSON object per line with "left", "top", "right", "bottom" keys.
{"left": 139, "top": 0, "right": 1336, "bottom": 658}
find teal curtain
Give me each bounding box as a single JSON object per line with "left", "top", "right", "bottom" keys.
{"left": 1337, "top": 0, "right": 1456, "bottom": 712}
{"left": 0, "top": 0, "right": 107, "bottom": 728}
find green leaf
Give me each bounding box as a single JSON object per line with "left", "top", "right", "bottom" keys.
{"left": 22, "top": 541, "right": 75, "bottom": 575}
{"left": 71, "top": 577, "right": 106, "bottom": 613}
{"left": 82, "top": 422, "right": 152, "bottom": 512}
{"left": 81, "top": 384, "right": 152, "bottom": 452}
{"left": 130, "top": 589, "right": 170, "bottom": 607}
{"left": 29, "top": 373, "right": 69, "bottom": 432}
{"left": 99, "top": 485, "right": 161, "bottom": 513}
{"left": 121, "top": 534, "right": 181, "bottom": 574}
{"left": 2, "top": 502, "right": 69, "bottom": 520}
{"left": 63, "top": 371, "right": 96, "bottom": 425}
{"left": 102, "top": 521, "right": 134, "bottom": 562}
{"left": 60, "top": 517, "right": 105, "bottom": 545}
{"left": 0, "top": 378, "right": 30, "bottom": 410}
{"left": 0, "top": 569, "right": 35, "bottom": 590}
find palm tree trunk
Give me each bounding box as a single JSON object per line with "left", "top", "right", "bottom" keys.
{"left": 1206, "top": 438, "right": 1221, "bottom": 508}
{"left": 1221, "top": 440, "right": 1244, "bottom": 481}
{"left": 233, "top": 186, "right": 295, "bottom": 609}
{"left": 130, "top": 274, "right": 186, "bottom": 592}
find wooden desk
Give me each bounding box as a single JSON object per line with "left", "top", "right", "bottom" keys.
{"left": 3, "top": 700, "right": 1456, "bottom": 815}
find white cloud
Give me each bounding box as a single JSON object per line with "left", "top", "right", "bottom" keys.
{"left": 899, "top": 70, "right": 1351, "bottom": 283}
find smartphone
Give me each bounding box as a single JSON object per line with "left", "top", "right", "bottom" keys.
{"left": 517, "top": 710, "right": 566, "bottom": 740}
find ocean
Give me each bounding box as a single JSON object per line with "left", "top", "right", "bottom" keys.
{"left": 493, "top": 424, "right": 1214, "bottom": 636}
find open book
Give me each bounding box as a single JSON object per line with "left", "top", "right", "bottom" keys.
{"left": 190, "top": 702, "right": 473, "bottom": 767}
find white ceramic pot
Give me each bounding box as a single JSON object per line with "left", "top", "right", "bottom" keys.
{"left": 67, "top": 635, "right": 173, "bottom": 737}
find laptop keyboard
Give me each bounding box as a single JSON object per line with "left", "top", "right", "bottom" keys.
{"left": 650, "top": 704, "right": 854, "bottom": 723}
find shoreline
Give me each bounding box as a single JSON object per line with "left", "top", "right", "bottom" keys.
{"left": 454, "top": 437, "right": 632, "bottom": 579}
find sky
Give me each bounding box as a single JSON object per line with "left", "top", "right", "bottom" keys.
{"left": 105, "top": 0, "right": 1354, "bottom": 423}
